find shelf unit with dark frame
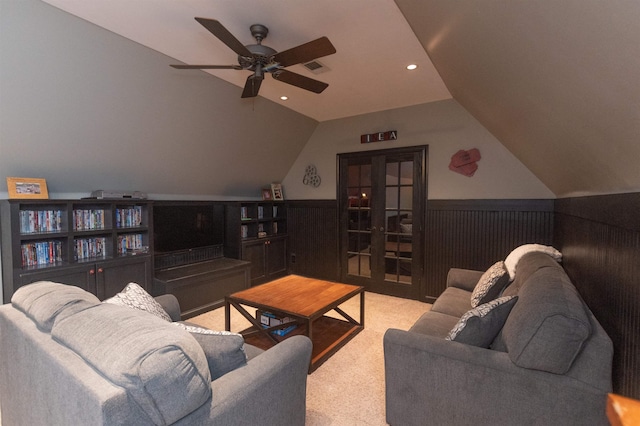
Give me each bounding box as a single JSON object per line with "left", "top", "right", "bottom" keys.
{"left": 1, "top": 199, "right": 153, "bottom": 302}
{"left": 224, "top": 201, "right": 288, "bottom": 286}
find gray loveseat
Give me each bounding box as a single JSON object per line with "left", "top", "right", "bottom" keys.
{"left": 0, "top": 282, "right": 312, "bottom": 425}
{"left": 384, "top": 251, "right": 613, "bottom": 425}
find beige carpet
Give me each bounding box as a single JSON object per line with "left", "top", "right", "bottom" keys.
{"left": 189, "top": 291, "right": 431, "bottom": 425}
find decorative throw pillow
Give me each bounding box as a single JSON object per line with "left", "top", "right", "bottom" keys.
{"left": 103, "top": 282, "right": 172, "bottom": 322}
{"left": 470, "top": 261, "right": 510, "bottom": 307}
{"left": 504, "top": 244, "right": 562, "bottom": 280}
{"left": 446, "top": 296, "right": 518, "bottom": 348}
{"left": 174, "top": 322, "right": 248, "bottom": 380}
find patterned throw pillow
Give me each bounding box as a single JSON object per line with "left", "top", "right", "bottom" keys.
{"left": 103, "top": 282, "right": 172, "bottom": 322}
{"left": 174, "top": 322, "right": 248, "bottom": 380}
{"left": 446, "top": 296, "right": 518, "bottom": 348}
{"left": 173, "top": 322, "right": 243, "bottom": 338}
{"left": 470, "top": 261, "right": 510, "bottom": 307}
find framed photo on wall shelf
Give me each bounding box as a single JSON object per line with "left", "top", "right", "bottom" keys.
{"left": 271, "top": 183, "right": 284, "bottom": 201}
{"left": 261, "top": 188, "right": 273, "bottom": 200}
{"left": 6, "top": 177, "right": 49, "bottom": 199}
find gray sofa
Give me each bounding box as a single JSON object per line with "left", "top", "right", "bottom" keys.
{"left": 384, "top": 251, "right": 613, "bottom": 425}
{"left": 0, "top": 282, "right": 312, "bottom": 425}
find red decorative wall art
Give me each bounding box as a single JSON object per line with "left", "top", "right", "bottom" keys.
{"left": 449, "top": 148, "right": 481, "bottom": 177}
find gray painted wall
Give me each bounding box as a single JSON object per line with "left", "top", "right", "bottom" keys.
{"left": 284, "top": 100, "right": 553, "bottom": 200}
{"left": 1, "top": 0, "right": 551, "bottom": 202}
{"left": 1, "top": 0, "right": 317, "bottom": 200}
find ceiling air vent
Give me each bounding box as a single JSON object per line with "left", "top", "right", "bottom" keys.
{"left": 303, "top": 60, "right": 330, "bottom": 74}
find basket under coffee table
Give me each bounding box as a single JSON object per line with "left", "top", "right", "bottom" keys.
{"left": 225, "top": 274, "right": 364, "bottom": 372}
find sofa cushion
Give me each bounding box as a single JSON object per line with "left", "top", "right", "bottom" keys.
{"left": 431, "top": 287, "right": 473, "bottom": 318}
{"left": 446, "top": 296, "right": 518, "bottom": 348}
{"left": 104, "top": 282, "right": 172, "bottom": 322}
{"left": 409, "top": 311, "right": 460, "bottom": 338}
{"left": 470, "top": 261, "right": 510, "bottom": 307}
{"left": 11, "top": 281, "right": 100, "bottom": 332}
{"left": 51, "top": 303, "right": 211, "bottom": 425}
{"left": 504, "top": 244, "right": 562, "bottom": 280}
{"left": 175, "top": 322, "right": 248, "bottom": 380}
{"left": 501, "top": 267, "right": 592, "bottom": 374}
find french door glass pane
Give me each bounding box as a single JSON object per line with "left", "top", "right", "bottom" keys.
{"left": 347, "top": 162, "right": 372, "bottom": 278}
{"left": 384, "top": 159, "right": 413, "bottom": 284}
{"left": 400, "top": 187, "right": 412, "bottom": 209}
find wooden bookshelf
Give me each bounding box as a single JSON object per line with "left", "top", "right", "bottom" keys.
{"left": 225, "top": 201, "right": 287, "bottom": 286}
{"left": 1, "top": 199, "right": 153, "bottom": 302}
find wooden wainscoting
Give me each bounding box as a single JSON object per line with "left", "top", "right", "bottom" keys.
{"left": 287, "top": 199, "right": 555, "bottom": 303}
{"left": 286, "top": 200, "right": 339, "bottom": 282}
{"left": 555, "top": 193, "right": 640, "bottom": 399}
{"left": 424, "top": 199, "right": 555, "bottom": 301}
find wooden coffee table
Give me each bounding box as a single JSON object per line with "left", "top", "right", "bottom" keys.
{"left": 225, "top": 275, "right": 364, "bottom": 372}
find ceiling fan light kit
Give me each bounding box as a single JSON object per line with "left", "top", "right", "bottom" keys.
{"left": 171, "top": 18, "right": 336, "bottom": 98}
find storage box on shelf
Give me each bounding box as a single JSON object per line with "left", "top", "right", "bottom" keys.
{"left": 225, "top": 201, "right": 287, "bottom": 286}
{"left": 1, "top": 199, "right": 153, "bottom": 302}
{"left": 258, "top": 310, "right": 298, "bottom": 336}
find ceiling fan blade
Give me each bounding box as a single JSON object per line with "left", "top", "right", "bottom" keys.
{"left": 272, "top": 69, "right": 328, "bottom": 93}
{"left": 241, "top": 75, "right": 263, "bottom": 98}
{"left": 272, "top": 36, "right": 336, "bottom": 67}
{"left": 194, "top": 17, "right": 253, "bottom": 58}
{"left": 170, "top": 64, "right": 242, "bottom": 70}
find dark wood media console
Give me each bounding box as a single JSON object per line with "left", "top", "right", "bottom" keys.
{"left": 154, "top": 257, "right": 250, "bottom": 319}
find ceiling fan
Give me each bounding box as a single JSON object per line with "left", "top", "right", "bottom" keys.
{"left": 171, "top": 18, "right": 336, "bottom": 98}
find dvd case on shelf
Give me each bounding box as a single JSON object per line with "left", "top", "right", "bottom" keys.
{"left": 19, "top": 210, "right": 63, "bottom": 234}
{"left": 21, "top": 240, "right": 63, "bottom": 267}
{"left": 115, "top": 206, "right": 143, "bottom": 228}
{"left": 73, "top": 209, "right": 105, "bottom": 231}
{"left": 74, "top": 237, "right": 107, "bottom": 261}
{"left": 117, "top": 233, "right": 144, "bottom": 255}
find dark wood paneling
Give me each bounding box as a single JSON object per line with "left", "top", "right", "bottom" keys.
{"left": 286, "top": 200, "right": 339, "bottom": 282}
{"left": 424, "top": 200, "right": 554, "bottom": 301}
{"left": 554, "top": 194, "right": 640, "bottom": 399}
{"left": 555, "top": 193, "right": 640, "bottom": 232}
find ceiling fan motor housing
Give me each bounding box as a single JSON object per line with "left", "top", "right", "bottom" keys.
{"left": 238, "top": 44, "right": 277, "bottom": 71}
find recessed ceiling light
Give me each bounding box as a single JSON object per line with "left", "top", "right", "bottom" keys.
{"left": 407, "top": 64, "right": 418, "bottom": 70}
{"left": 280, "top": 96, "right": 288, "bottom": 101}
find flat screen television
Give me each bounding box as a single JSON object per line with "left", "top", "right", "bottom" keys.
{"left": 153, "top": 203, "right": 224, "bottom": 255}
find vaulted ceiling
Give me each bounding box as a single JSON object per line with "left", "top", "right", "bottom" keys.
{"left": 39, "top": 0, "right": 452, "bottom": 122}
{"left": 11, "top": 1, "right": 640, "bottom": 198}
{"left": 396, "top": 0, "right": 640, "bottom": 197}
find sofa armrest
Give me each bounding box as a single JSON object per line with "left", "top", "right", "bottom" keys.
{"left": 174, "top": 335, "right": 312, "bottom": 426}
{"left": 446, "top": 268, "right": 483, "bottom": 291}
{"left": 154, "top": 294, "right": 181, "bottom": 322}
{"left": 383, "top": 329, "right": 609, "bottom": 426}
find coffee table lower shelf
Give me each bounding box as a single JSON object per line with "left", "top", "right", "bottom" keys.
{"left": 242, "top": 316, "right": 363, "bottom": 372}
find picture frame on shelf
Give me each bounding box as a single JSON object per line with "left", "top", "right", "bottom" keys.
{"left": 6, "top": 177, "right": 49, "bottom": 199}
{"left": 261, "top": 188, "right": 273, "bottom": 200}
{"left": 271, "top": 183, "right": 284, "bottom": 201}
